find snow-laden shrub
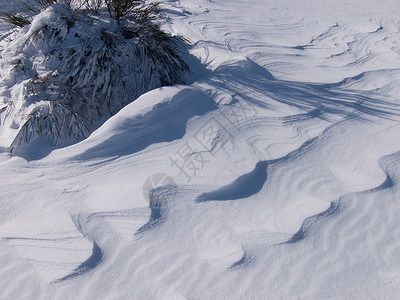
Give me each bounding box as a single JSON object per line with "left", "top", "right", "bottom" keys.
{"left": 0, "top": 3, "right": 189, "bottom": 151}
{"left": 0, "top": 0, "right": 162, "bottom": 27}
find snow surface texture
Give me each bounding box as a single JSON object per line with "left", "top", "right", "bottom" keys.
{"left": 0, "top": 3, "right": 189, "bottom": 153}
{"left": 1, "top": 0, "right": 400, "bottom": 299}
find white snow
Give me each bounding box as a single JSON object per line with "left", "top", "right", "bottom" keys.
{"left": 1, "top": 0, "right": 400, "bottom": 298}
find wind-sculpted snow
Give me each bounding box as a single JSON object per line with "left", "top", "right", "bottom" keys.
{"left": 74, "top": 88, "right": 217, "bottom": 160}
{"left": 1, "top": 0, "right": 400, "bottom": 299}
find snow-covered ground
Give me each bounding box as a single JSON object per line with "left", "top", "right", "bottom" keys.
{"left": 1, "top": 0, "right": 400, "bottom": 298}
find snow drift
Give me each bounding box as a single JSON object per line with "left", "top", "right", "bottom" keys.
{"left": 2, "top": 0, "right": 400, "bottom": 299}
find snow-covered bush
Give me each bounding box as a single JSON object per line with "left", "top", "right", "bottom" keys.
{"left": 0, "top": 1, "right": 190, "bottom": 152}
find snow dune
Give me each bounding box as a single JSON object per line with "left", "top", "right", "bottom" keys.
{"left": 1, "top": 0, "right": 400, "bottom": 298}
